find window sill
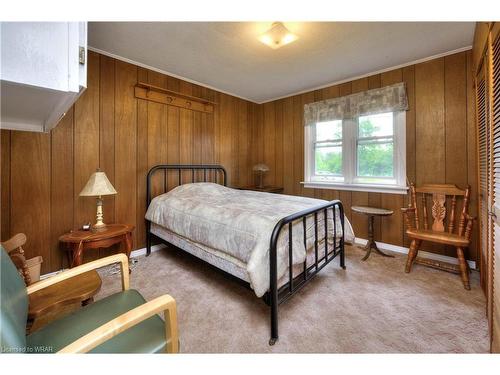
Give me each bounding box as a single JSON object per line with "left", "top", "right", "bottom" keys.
{"left": 301, "top": 181, "right": 408, "bottom": 195}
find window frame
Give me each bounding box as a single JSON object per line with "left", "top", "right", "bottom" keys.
{"left": 303, "top": 111, "right": 407, "bottom": 195}
{"left": 312, "top": 119, "right": 344, "bottom": 181}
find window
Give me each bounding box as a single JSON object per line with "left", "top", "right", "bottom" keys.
{"left": 304, "top": 111, "right": 406, "bottom": 194}
{"left": 356, "top": 112, "right": 394, "bottom": 181}
{"left": 314, "top": 120, "right": 343, "bottom": 180}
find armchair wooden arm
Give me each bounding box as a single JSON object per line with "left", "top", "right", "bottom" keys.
{"left": 464, "top": 214, "right": 476, "bottom": 241}
{"left": 58, "top": 294, "right": 179, "bottom": 353}
{"left": 1, "top": 233, "right": 27, "bottom": 253}
{"left": 27, "top": 253, "right": 130, "bottom": 295}
{"left": 2, "top": 233, "right": 32, "bottom": 285}
{"left": 401, "top": 207, "right": 417, "bottom": 231}
{"left": 466, "top": 214, "right": 476, "bottom": 221}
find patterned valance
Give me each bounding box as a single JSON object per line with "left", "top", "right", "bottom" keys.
{"left": 304, "top": 82, "right": 408, "bottom": 126}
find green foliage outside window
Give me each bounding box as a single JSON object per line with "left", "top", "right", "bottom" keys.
{"left": 314, "top": 116, "right": 394, "bottom": 177}
{"left": 315, "top": 147, "right": 342, "bottom": 175}
{"left": 357, "top": 117, "right": 393, "bottom": 177}
{"left": 357, "top": 143, "right": 393, "bottom": 177}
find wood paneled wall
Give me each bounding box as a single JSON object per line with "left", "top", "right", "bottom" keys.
{"left": 251, "top": 50, "right": 479, "bottom": 262}
{"left": 0, "top": 49, "right": 479, "bottom": 271}
{"left": 0, "top": 51, "right": 257, "bottom": 273}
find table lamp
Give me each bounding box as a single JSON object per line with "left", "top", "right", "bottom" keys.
{"left": 253, "top": 163, "right": 269, "bottom": 188}
{"left": 79, "top": 169, "right": 117, "bottom": 229}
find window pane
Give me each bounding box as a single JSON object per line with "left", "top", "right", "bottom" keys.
{"left": 315, "top": 146, "right": 342, "bottom": 175}
{"left": 358, "top": 112, "right": 393, "bottom": 138}
{"left": 316, "top": 120, "right": 342, "bottom": 141}
{"left": 357, "top": 142, "right": 393, "bottom": 177}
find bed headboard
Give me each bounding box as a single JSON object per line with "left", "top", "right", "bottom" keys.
{"left": 146, "top": 164, "right": 227, "bottom": 208}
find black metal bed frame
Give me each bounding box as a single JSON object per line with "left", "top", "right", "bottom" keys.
{"left": 146, "top": 164, "right": 345, "bottom": 345}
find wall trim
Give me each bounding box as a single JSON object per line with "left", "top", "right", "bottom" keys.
{"left": 259, "top": 46, "right": 473, "bottom": 103}
{"left": 40, "top": 240, "right": 475, "bottom": 279}
{"left": 353, "top": 238, "right": 476, "bottom": 269}
{"left": 39, "top": 244, "right": 166, "bottom": 280}
{"left": 0, "top": 121, "right": 46, "bottom": 133}
{"left": 129, "top": 243, "right": 166, "bottom": 258}
{"left": 302, "top": 181, "right": 408, "bottom": 195}
{"left": 88, "top": 45, "right": 472, "bottom": 105}
{"left": 87, "top": 46, "right": 256, "bottom": 104}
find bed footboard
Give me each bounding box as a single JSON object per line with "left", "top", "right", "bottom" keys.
{"left": 268, "top": 200, "right": 345, "bottom": 345}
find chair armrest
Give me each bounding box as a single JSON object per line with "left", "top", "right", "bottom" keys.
{"left": 401, "top": 207, "right": 416, "bottom": 230}
{"left": 401, "top": 207, "right": 416, "bottom": 213}
{"left": 1, "top": 233, "right": 27, "bottom": 253}
{"left": 464, "top": 214, "right": 476, "bottom": 240}
{"left": 57, "top": 294, "right": 178, "bottom": 354}
{"left": 27, "top": 253, "right": 129, "bottom": 295}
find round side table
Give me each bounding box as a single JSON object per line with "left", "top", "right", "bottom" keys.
{"left": 351, "top": 206, "right": 394, "bottom": 261}
{"left": 59, "top": 223, "right": 135, "bottom": 268}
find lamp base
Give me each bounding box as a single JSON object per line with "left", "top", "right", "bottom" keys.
{"left": 94, "top": 196, "right": 107, "bottom": 230}
{"left": 257, "top": 172, "right": 265, "bottom": 189}
{"left": 92, "top": 222, "right": 107, "bottom": 230}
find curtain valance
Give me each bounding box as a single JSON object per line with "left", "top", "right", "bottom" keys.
{"left": 304, "top": 82, "right": 408, "bottom": 126}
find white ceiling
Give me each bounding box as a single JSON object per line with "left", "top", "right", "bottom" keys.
{"left": 88, "top": 22, "right": 475, "bottom": 103}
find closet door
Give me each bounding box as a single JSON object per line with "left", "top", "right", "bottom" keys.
{"left": 477, "top": 60, "right": 491, "bottom": 308}
{"left": 490, "top": 23, "right": 500, "bottom": 353}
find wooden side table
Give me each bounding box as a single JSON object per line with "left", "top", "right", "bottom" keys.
{"left": 28, "top": 270, "right": 102, "bottom": 333}
{"left": 59, "top": 224, "right": 135, "bottom": 268}
{"left": 351, "top": 206, "right": 394, "bottom": 261}
{"left": 238, "top": 185, "right": 284, "bottom": 194}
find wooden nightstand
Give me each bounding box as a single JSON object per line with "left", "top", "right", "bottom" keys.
{"left": 238, "top": 185, "right": 284, "bottom": 194}
{"left": 59, "top": 224, "right": 135, "bottom": 268}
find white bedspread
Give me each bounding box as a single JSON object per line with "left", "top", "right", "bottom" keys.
{"left": 145, "top": 183, "right": 355, "bottom": 297}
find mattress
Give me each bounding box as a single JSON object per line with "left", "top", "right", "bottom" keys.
{"left": 146, "top": 183, "right": 354, "bottom": 297}
{"left": 151, "top": 223, "right": 250, "bottom": 282}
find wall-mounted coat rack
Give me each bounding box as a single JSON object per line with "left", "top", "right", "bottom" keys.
{"left": 134, "top": 82, "right": 216, "bottom": 114}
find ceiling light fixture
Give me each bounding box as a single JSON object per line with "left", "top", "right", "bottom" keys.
{"left": 258, "top": 22, "right": 298, "bottom": 49}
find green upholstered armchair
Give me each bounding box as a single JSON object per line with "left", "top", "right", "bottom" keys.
{"left": 0, "top": 246, "right": 178, "bottom": 353}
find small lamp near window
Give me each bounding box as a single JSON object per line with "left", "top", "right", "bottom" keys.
{"left": 79, "top": 169, "right": 117, "bottom": 229}
{"left": 253, "top": 164, "right": 270, "bottom": 188}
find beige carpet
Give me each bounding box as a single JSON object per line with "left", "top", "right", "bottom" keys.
{"left": 97, "top": 244, "right": 488, "bottom": 353}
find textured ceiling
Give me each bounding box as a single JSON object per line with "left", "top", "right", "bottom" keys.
{"left": 88, "top": 22, "right": 474, "bottom": 103}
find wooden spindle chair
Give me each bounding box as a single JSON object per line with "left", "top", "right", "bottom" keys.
{"left": 401, "top": 183, "right": 475, "bottom": 290}
{"left": 1, "top": 233, "right": 32, "bottom": 285}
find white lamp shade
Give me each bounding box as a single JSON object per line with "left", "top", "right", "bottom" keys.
{"left": 79, "top": 171, "right": 117, "bottom": 197}
{"left": 253, "top": 163, "right": 270, "bottom": 172}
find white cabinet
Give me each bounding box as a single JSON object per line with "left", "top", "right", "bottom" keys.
{"left": 0, "top": 22, "right": 87, "bottom": 132}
